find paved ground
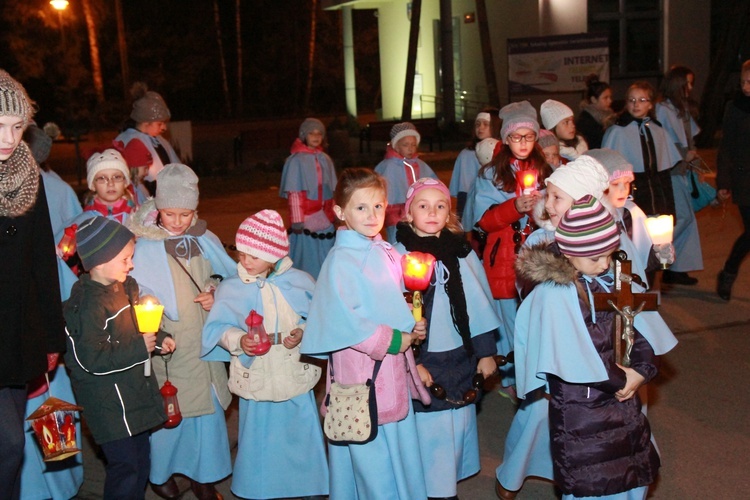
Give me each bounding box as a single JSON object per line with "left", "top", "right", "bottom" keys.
{"left": 63, "top": 146, "right": 750, "bottom": 499}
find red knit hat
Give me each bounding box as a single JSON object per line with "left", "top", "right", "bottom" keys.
{"left": 235, "top": 210, "right": 289, "bottom": 263}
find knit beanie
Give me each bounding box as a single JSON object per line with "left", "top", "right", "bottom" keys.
{"left": 540, "top": 99, "right": 574, "bottom": 130}
{"left": 537, "top": 129, "right": 559, "bottom": 150}
{"left": 390, "top": 122, "right": 421, "bottom": 148}
{"left": 155, "top": 163, "right": 199, "bottom": 210}
{"left": 86, "top": 149, "right": 131, "bottom": 190}
{"left": 130, "top": 85, "right": 170, "bottom": 123}
{"left": 499, "top": 101, "right": 539, "bottom": 141}
{"left": 76, "top": 216, "right": 135, "bottom": 270}
{"left": 545, "top": 155, "right": 610, "bottom": 201}
{"left": 404, "top": 177, "right": 451, "bottom": 214}
{"left": 235, "top": 210, "right": 289, "bottom": 263}
{"left": 583, "top": 148, "right": 634, "bottom": 183}
{"left": 0, "top": 69, "right": 33, "bottom": 126}
{"left": 555, "top": 195, "right": 620, "bottom": 257}
{"left": 298, "top": 118, "right": 326, "bottom": 141}
{"left": 475, "top": 138, "right": 501, "bottom": 167}
{"left": 24, "top": 123, "right": 53, "bottom": 164}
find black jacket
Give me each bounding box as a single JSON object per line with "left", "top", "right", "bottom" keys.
{"left": 0, "top": 178, "right": 66, "bottom": 386}
{"left": 717, "top": 94, "right": 750, "bottom": 207}
{"left": 64, "top": 275, "right": 166, "bottom": 444}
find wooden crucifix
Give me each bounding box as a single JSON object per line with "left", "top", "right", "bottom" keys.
{"left": 593, "top": 251, "right": 659, "bottom": 367}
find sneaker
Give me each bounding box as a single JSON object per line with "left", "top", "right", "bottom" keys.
{"left": 663, "top": 270, "right": 698, "bottom": 285}
{"left": 717, "top": 269, "right": 738, "bottom": 301}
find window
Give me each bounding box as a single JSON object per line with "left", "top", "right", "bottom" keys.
{"left": 588, "top": 0, "right": 662, "bottom": 77}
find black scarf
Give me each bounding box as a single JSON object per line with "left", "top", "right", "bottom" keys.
{"left": 395, "top": 222, "right": 473, "bottom": 353}
{"left": 732, "top": 91, "right": 750, "bottom": 114}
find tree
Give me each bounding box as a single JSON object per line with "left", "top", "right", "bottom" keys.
{"left": 81, "top": 0, "right": 104, "bottom": 104}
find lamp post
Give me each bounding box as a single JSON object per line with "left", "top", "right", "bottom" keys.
{"left": 50, "top": 0, "right": 69, "bottom": 51}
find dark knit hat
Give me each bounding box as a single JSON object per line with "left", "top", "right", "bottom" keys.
{"left": 0, "top": 69, "right": 33, "bottom": 126}
{"left": 390, "top": 122, "right": 421, "bottom": 147}
{"left": 77, "top": 216, "right": 135, "bottom": 270}
{"left": 298, "top": 118, "right": 326, "bottom": 141}
{"left": 23, "top": 123, "right": 53, "bottom": 164}
{"left": 555, "top": 195, "right": 620, "bottom": 257}
{"left": 235, "top": 209, "right": 289, "bottom": 263}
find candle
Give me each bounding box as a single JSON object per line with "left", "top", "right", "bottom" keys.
{"left": 133, "top": 300, "right": 164, "bottom": 376}
{"left": 515, "top": 169, "right": 538, "bottom": 196}
{"left": 644, "top": 215, "right": 674, "bottom": 268}
{"left": 401, "top": 252, "right": 436, "bottom": 321}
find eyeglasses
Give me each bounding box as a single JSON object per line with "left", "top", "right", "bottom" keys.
{"left": 94, "top": 174, "right": 126, "bottom": 185}
{"left": 429, "top": 373, "right": 485, "bottom": 405}
{"left": 508, "top": 133, "right": 537, "bottom": 144}
{"left": 627, "top": 97, "right": 651, "bottom": 104}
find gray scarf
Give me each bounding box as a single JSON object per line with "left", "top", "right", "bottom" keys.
{"left": 0, "top": 141, "right": 40, "bottom": 217}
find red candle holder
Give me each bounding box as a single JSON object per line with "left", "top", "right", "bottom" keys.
{"left": 401, "top": 252, "right": 436, "bottom": 321}
{"left": 515, "top": 169, "right": 538, "bottom": 197}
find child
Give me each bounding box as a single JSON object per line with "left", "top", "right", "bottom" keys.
{"left": 63, "top": 216, "right": 176, "bottom": 499}
{"left": 115, "top": 83, "right": 180, "bottom": 194}
{"left": 585, "top": 148, "right": 675, "bottom": 288}
{"left": 374, "top": 122, "right": 439, "bottom": 243}
{"left": 113, "top": 138, "right": 152, "bottom": 206}
{"left": 541, "top": 99, "right": 589, "bottom": 161}
{"left": 201, "top": 209, "right": 329, "bottom": 499}
{"left": 82, "top": 149, "right": 136, "bottom": 224}
{"left": 655, "top": 66, "right": 704, "bottom": 285}
{"left": 463, "top": 100, "right": 551, "bottom": 387}
{"left": 301, "top": 168, "right": 431, "bottom": 500}
{"left": 602, "top": 81, "right": 682, "bottom": 221}
{"left": 538, "top": 129, "right": 564, "bottom": 169}
{"left": 716, "top": 59, "right": 750, "bottom": 300}
{"left": 449, "top": 108, "right": 501, "bottom": 219}
{"left": 496, "top": 154, "right": 610, "bottom": 498}
{"left": 514, "top": 195, "right": 675, "bottom": 499}
{"left": 576, "top": 74, "right": 615, "bottom": 149}
{"left": 279, "top": 118, "right": 338, "bottom": 279}
{"left": 127, "top": 163, "right": 237, "bottom": 499}
{"left": 393, "top": 178, "right": 500, "bottom": 499}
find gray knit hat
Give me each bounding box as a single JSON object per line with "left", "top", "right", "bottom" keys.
{"left": 499, "top": 101, "right": 539, "bottom": 141}
{"left": 23, "top": 123, "right": 53, "bottom": 164}
{"left": 298, "top": 118, "right": 326, "bottom": 141}
{"left": 0, "top": 69, "right": 33, "bottom": 126}
{"left": 77, "top": 216, "right": 135, "bottom": 271}
{"left": 130, "top": 84, "right": 170, "bottom": 123}
{"left": 390, "top": 122, "right": 421, "bottom": 148}
{"left": 537, "top": 129, "right": 559, "bottom": 150}
{"left": 583, "top": 148, "right": 634, "bottom": 182}
{"left": 155, "top": 163, "right": 199, "bottom": 210}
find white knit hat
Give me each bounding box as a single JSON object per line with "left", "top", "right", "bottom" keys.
{"left": 540, "top": 99, "right": 574, "bottom": 130}
{"left": 86, "top": 149, "right": 131, "bottom": 190}
{"left": 235, "top": 210, "right": 289, "bottom": 263}
{"left": 545, "top": 155, "right": 610, "bottom": 201}
{"left": 155, "top": 163, "right": 199, "bottom": 210}
{"left": 583, "top": 148, "right": 635, "bottom": 182}
{"left": 475, "top": 138, "right": 500, "bottom": 167}
{"left": 390, "top": 122, "right": 421, "bottom": 148}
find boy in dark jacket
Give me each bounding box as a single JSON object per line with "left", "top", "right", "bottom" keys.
{"left": 63, "top": 216, "right": 175, "bottom": 499}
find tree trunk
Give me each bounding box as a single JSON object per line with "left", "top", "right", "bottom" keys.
{"left": 81, "top": 0, "right": 104, "bottom": 104}
{"left": 303, "top": 0, "right": 318, "bottom": 113}
{"left": 696, "top": 0, "right": 750, "bottom": 147}
{"left": 401, "top": 0, "right": 421, "bottom": 121}
{"left": 475, "top": 0, "right": 500, "bottom": 107}
{"left": 115, "top": 0, "right": 130, "bottom": 101}
{"left": 213, "top": 0, "right": 232, "bottom": 117}
{"left": 236, "top": 0, "right": 243, "bottom": 116}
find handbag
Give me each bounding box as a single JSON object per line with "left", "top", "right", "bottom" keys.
{"left": 323, "top": 358, "right": 381, "bottom": 446}
{"left": 687, "top": 158, "right": 717, "bottom": 212}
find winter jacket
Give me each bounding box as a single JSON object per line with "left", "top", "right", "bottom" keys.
{"left": 63, "top": 275, "right": 166, "bottom": 444}
{"left": 717, "top": 93, "right": 750, "bottom": 207}
{"left": 477, "top": 197, "right": 527, "bottom": 299}
{"left": 514, "top": 245, "right": 660, "bottom": 497}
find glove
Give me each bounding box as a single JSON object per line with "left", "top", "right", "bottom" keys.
{"left": 653, "top": 243, "right": 675, "bottom": 265}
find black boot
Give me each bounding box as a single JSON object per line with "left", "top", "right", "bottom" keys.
{"left": 717, "top": 269, "right": 738, "bottom": 301}
{"left": 663, "top": 270, "right": 698, "bottom": 285}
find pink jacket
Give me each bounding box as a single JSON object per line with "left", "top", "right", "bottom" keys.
{"left": 323, "top": 325, "right": 431, "bottom": 424}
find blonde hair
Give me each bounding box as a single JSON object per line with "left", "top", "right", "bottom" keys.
{"left": 334, "top": 168, "right": 387, "bottom": 210}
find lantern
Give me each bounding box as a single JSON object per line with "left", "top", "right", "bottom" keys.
{"left": 515, "top": 169, "right": 538, "bottom": 196}
{"left": 401, "top": 252, "right": 437, "bottom": 321}
{"left": 26, "top": 397, "right": 82, "bottom": 462}
{"left": 245, "top": 310, "right": 271, "bottom": 356}
{"left": 58, "top": 224, "right": 77, "bottom": 260}
{"left": 160, "top": 381, "right": 182, "bottom": 428}
{"left": 644, "top": 215, "right": 674, "bottom": 269}
{"left": 133, "top": 299, "right": 165, "bottom": 376}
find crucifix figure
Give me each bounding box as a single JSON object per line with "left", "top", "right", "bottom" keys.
{"left": 593, "top": 251, "right": 658, "bottom": 367}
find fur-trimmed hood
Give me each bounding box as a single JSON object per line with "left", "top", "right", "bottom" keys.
{"left": 126, "top": 198, "right": 202, "bottom": 240}
{"left": 531, "top": 195, "right": 556, "bottom": 233}
{"left": 515, "top": 242, "right": 577, "bottom": 288}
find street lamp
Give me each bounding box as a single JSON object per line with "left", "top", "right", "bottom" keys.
{"left": 50, "top": 0, "right": 69, "bottom": 49}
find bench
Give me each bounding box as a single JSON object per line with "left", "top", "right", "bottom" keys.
{"left": 359, "top": 117, "right": 443, "bottom": 154}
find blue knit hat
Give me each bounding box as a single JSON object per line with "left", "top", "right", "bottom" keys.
{"left": 76, "top": 216, "right": 135, "bottom": 270}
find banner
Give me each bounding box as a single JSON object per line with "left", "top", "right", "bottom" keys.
{"left": 508, "top": 33, "right": 609, "bottom": 95}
